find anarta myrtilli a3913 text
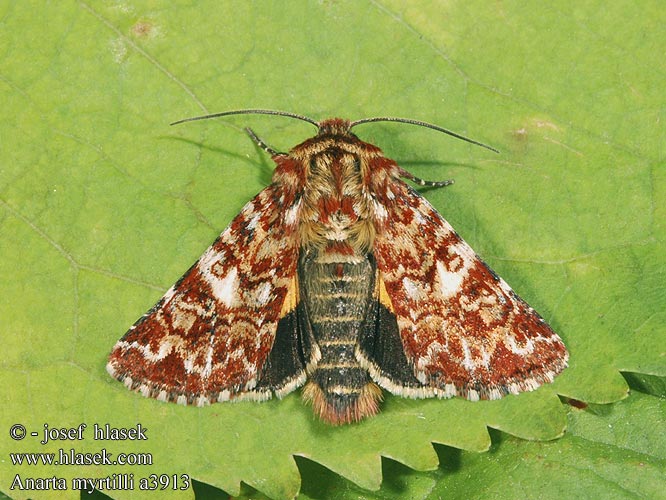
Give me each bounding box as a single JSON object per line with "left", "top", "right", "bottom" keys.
{"left": 107, "top": 110, "right": 568, "bottom": 425}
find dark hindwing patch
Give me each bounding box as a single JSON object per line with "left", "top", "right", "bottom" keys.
{"left": 356, "top": 278, "right": 425, "bottom": 394}
{"left": 253, "top": 301, "right": 317, "bottom": 397}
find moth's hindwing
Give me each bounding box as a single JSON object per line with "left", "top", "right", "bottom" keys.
{"left": 106, "top": 185, "right": 310, "bottom": 406}
{"left": 364, "top": 167, "right": 568, "bottom": 401}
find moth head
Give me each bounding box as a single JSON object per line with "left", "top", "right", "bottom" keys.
{"left": 316, "top": 118, "right": 353, "bottom": 137}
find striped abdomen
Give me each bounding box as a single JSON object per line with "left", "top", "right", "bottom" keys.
{"left": 299, "top": 249, "right": 382, "bottom": 424}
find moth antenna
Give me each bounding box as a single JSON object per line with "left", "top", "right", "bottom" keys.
{"left": 170, "top": 109, "right": 319, "bottom": 128}
{"left": 350, "top": 116, "right": 500, "bottom": 154}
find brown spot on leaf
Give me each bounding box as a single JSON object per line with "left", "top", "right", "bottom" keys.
{"left": 131, "top": 20, "right": 156, "bottom": 38}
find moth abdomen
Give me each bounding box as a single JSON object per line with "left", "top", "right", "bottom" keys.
{"left": 304, "top": 340, "right": 382, "bottom": 425}
{"left": 299, "top": 250, "right": 381, "bottom": 424}
{"left": 302, "top": 376, "right": 382, "bottom": 426}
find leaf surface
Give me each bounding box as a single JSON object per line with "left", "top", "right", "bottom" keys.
{"left": 1, "top": 1, "right": 664, "bottom": 499}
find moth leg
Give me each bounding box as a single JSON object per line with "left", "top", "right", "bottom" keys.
{"left": 245, "top": 127, "right": 285, "bottom": 156}
{"left": 399, "top": 169, "right": 455, "bottom": 188}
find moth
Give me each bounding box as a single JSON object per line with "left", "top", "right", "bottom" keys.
{"left": 107, "top": 109, "right": 568, "bottom": 425}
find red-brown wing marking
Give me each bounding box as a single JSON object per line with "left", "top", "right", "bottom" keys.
{"left": 371, "top": 179, "right": 568, "bottom": 401}
{"left": 107, "top": 185, "right": 302, "bottom": 406}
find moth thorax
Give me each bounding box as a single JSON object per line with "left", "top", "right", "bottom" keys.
{"left": 299, "top": 217, "right": 375, "bottom": 255}
{"left": 298, "top": 147, "right": 377, "bottom": 254}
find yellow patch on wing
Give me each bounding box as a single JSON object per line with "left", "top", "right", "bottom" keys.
{"left": 377, "top": 274, "right": 394, "bottom": 313}
{"left": 279, "top": 275, "right": 300, "bottom": 316}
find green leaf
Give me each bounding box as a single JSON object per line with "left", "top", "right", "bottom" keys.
{"left": 1, "top": 1, "right": 664, "bottom": 499}
{"left": 266, "top": 391, "right": 664, "bottom": 500}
